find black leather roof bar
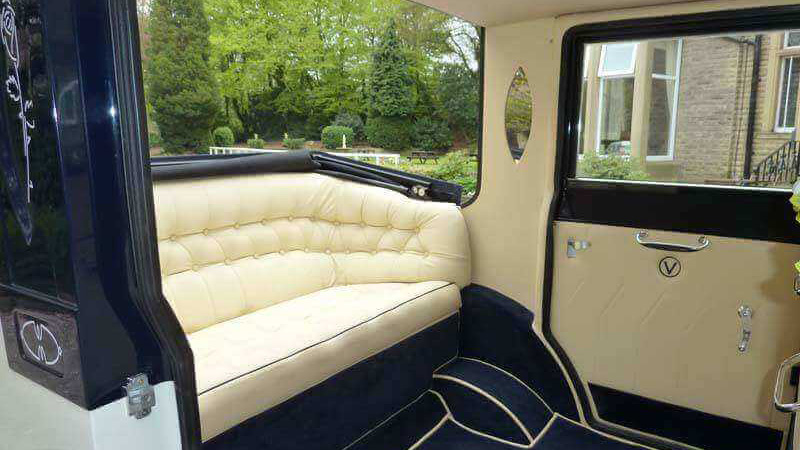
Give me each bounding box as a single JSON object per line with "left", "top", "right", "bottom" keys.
{"left": 150, "top": 150, "right": 463, "bottom": 205}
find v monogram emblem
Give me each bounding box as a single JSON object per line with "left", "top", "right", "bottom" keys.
{"left": 659, "top": 257, "right": 681, "bottom": 278}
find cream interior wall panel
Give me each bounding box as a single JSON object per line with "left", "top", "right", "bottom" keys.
{"left": 463, "top": 19, "right": 558, "bottom": 314}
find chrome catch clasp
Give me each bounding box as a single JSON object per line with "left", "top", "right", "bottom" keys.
{"left": 738, "top": 305, "right": 753, "bottom": 353}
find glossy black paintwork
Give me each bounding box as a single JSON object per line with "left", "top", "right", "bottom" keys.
{"left": 0, "top": 0, "right": 171, "bottom": 413}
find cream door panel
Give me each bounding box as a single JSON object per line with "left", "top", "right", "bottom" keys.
{"left": 551, "top": 221, "right": 800, "bottom": 429}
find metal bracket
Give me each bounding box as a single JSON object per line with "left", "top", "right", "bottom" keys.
{"left": 567, "top": 238, "right": 591, "bottom": 258}
{"left": 738, "top": 305, "right": 753, "bottom": 353}
{"left": 124, "top": 373, "right": 156, "bottom": 419}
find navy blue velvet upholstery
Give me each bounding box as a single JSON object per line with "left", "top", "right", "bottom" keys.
{"left": 534, "top": 418, "right": 644, "bottom": 450}
{"left": 432, "top": 379, "right": 529, "bottom": 444}
{"left": 459, "top": 285, "right": 580, "bottom": 420}
{"left": 417, "top": 422, "right": 511, "bottom": 450}
{"left": 590, "top": 383, "right": 784, "bottom": 450}
{"left": 203, "top": 314, "right": 459, "bottom": 450}
{"left": 347, "top": 392, "right": 446, "bottom": 450}
{"left": 436, "top": 358, "right": 553, "bottom": 439}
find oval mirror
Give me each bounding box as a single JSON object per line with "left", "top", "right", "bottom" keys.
{"left": 505, "top": 68, "right": 532, "bottom": 162}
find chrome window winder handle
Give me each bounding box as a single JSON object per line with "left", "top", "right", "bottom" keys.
{"left": 775, "top": 352, "right": 800, "bottom": 412}
{"left": 635, "top": 231, "right": 710, "bottom": 253}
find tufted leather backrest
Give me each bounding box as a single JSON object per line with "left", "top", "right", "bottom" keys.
{"left": 153, "top": 172, "right": 471, "bottom": 333}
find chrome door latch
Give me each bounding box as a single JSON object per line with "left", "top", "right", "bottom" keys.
{"left": 775, "top": 352, "right": 800, "bottom": 412}
{"left": 567, "top": 238, "right": 590, "bottom": 258}
{"left": 124, "top": 373, "right": 156, "bottom": 419}
{"left": 738, "top": 305, "right": 753, "bottom": 353}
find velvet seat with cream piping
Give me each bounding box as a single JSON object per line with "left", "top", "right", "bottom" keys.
{"left": 153, "top": 172, "right": 471, "bottom": 442}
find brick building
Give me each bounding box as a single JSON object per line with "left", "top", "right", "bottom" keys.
{"left": 579, "top": 32, "right": 800, "bottom": 186}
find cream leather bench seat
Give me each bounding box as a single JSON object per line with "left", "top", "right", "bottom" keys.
{"left": 153, "top": 172, "right": 470, "bottom": 442}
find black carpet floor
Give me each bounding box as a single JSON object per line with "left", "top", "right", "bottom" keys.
{"left": 347, "top": 358, "right": 649, "bottom": 450}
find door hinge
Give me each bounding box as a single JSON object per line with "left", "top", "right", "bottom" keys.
{"left": 124, "top": 373, "right": 156, "bottom": 419}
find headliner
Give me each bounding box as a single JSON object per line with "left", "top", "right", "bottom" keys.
{"left": 414, "top": 0, "right": 698, "bottom": 26}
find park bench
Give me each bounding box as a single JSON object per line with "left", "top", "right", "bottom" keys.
{"left": 410, "top": 151, "right": 440, "bottom": 163}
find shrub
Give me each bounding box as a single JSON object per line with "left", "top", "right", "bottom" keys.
{"left": 213, "top": 126, "right": 235, "bottom": 147}
{"left": 365, "top": 116, "right": 412, "bottom": 151}
{"left": 322, "top": 126, "right": 354, "bottom": 149}
{"left": 428, "top": 151, "right": 477, "bottom": 195}
{"left": 148, "top": 131, "right": 163, "bottom": 147}
{"left": 283, "top": 137, "right": 306, "bottom": 150}
{"left": 578, "top": 153, "right": 648, "bottom": 181}
{"left": 247, "top": 134, "right": 266, "bottom": 149}
{"left": 413, "top": 117, "right": 452, "bottom": 151}
{"left": 227, "top": 108, "right": 245, "bottom": 141}
{"left": 333, "top": 112, "right": 364, "bottom": 139}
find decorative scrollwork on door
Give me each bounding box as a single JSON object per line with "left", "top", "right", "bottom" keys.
{"left": 1, "top": 0, "right": 35, "bottom": 203}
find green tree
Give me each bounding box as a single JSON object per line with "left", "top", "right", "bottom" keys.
{"left": 437, "top": 63, "right": 479, "bottom": 141}
{"left": 368, "top": 21, "right": 415, "bottom": 117}
{"left": 146, "top": 0, "right": 221, "bottom": 154}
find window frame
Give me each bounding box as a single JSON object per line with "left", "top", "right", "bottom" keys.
{"left": 775, "top": 55, "right": 798, "bottom": 133}
{"left": 646, "top": 39, "right": 683, "bottom": 162}
{"left": 555, "top": 6, "right": 800, "bottom": 245}
{"left": 784, "top": 30, "right": 800, "bottom": 49}
{"left": 597, "top": 42, "right": 638, "bottom": 77}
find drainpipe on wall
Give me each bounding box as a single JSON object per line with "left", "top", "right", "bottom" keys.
{"left": 742, "top": 35, "right": 762, "bottom": 181}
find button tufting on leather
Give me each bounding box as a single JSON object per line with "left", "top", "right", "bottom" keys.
{"left": 224, "top": 259, "right": 231, "bottom": 265}
{"left": 234, "top": 223, "right": 240, "bottom": 229}
{"left": 192, "top": 264, "right": 199, "bottom": 271}
{"left": 325, "top": 249, "right": 332, "bottom": 255}
{"left": 288, "top": 216, "right": 294, "bottom": 221}
{"left": 203, "top": 229, "right": 210, "bottom": 235}
{"left": 170, "top": 235, "right": 177, "bottom": 241}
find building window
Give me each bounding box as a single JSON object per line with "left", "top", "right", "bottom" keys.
{"left": 596, "top": 43, "right": 637, "bottom": 155}
{"left": 776, "top": 55, "right": 800, "bottom": 133}
{"left": 598, "top": 43, "right": 637, "bottom": 77}
{"left": 785, "top": 31, "right": 800, "bottom": 49}
{"left": 647, "top": 40, "right": 682, "bottom": 160}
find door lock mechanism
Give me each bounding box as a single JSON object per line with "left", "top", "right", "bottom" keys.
{"left": 567, "top": 238, "right": 590, "bottom": 258}
{"left": 737, "top": 305, "right": 753, "bottom": 353}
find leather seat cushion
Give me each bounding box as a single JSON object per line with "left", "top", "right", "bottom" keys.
{"left": 191, "top": 280, "right": 461, "bottom": 442}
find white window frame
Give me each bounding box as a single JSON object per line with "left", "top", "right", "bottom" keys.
{"left": 598, "top": 43, "right": 638, "bottom": 77}
{"left": 647, "top": 39, "right": 683, "bottom": 162}
{"left": 785, "top": 31, "right": 800, "bottom": 49}
{"left": 775, "top": 55, "right": 798, "bottom": 133}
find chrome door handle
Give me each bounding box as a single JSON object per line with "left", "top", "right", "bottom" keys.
{"left": 775, "top": 352, "right": 800, "bottom": 412}
{"left": 635, "top": 231, "right": 710, "bottom": 253}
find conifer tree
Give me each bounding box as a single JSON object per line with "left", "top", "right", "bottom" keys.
{"left": 146, "top": 0, "right": 221, "bottom": 154}
{"left": 368, "top": 21, "right": 415, "bottom": 118}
